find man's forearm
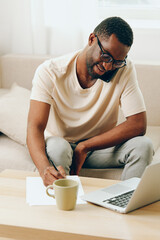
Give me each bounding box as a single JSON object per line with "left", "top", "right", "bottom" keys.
{"left": 27, "top": 125, "right": 50, "bottom": 176}
{"left": 81, "top": 113, "right": 146, "bottom": 152}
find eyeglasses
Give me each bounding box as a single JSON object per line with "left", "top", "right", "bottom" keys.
{"left": 95, "top": 35, "right": 127, "bottom": 69}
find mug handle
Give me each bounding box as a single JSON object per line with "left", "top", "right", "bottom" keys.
{"left": 46, "top": 185, "right": 55, "bottom": 198}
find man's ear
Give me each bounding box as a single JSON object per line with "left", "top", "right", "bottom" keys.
{"left": 88, "top": 33, "right": 96, "bottom": 46}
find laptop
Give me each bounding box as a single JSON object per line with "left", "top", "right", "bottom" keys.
{"left": 81, "top": 162, "right": 160, "bottom": 213}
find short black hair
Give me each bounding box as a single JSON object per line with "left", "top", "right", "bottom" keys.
{"left": 93, "top": 17, "right": 133, "bottom": 47}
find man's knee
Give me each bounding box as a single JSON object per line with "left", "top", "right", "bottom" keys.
{"left": 121, "top": 136, "right": 154, "bottom": 180}
{"left": 132, "top": 136, "right": 154, "bottom": 164}
{"left": 45, "top": 136, "right": 73, "bottom": 174}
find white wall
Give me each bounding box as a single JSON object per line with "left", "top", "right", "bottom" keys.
{"left": 129, "top": 27, "right": 160, "bottom": 63}
{"left": 0, "top": 0, "right": 160, "bottom": 63}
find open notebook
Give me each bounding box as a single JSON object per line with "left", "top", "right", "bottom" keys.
{"left": 26, "top": 175, "right": 86, "bottom": 206}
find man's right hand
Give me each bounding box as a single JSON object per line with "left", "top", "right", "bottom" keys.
{"left": 41, "top": 166, "right": 66, "bottom": 186}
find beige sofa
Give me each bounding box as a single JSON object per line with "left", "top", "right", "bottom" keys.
{"left": 0, "top": 54, "right": 160, "bottom": 180}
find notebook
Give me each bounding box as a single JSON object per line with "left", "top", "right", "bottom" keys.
{"left": 81, "top": 162, "right": 160, "bottom": 213}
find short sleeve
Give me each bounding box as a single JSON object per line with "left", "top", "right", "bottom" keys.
{"left": 30, "top": 60, "right": 54, "bottom": 105}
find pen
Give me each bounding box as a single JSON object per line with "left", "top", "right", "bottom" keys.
{"left": 49, "top": 159, "right": 66, "bottom": 178}
{"left": 49, "top": 159, "right": 59, "bottom": 172}
{"left": 52, "top": 162, "right": 59, "bottom": 172}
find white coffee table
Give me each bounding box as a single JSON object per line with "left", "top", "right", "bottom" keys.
{"left": 0, "top": 169, "right": 160, "bottom": 240}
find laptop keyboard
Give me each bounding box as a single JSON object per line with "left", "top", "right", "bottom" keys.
{"left": 103, "top": 190, "right": 134, "bottom": 208}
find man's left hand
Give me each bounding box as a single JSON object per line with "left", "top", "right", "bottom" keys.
{"left": 70, "top": 142, "right": 88, "bottom": 175}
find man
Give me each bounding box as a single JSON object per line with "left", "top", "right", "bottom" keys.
{"left": 27, "top": 17, "right": 153, "bottom": 186}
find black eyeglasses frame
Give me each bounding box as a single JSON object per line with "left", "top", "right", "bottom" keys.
{"left": 95, "top": 35, "right": 127, "bottom": 69}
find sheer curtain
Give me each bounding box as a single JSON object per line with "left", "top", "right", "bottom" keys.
{"left": 0, "top": 0, "right": 98, "bottom": 56}
{"left": 1, "top": 0, "right": 159, "bottom": 61}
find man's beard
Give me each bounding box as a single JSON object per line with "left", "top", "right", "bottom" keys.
{"left": 86, "top": 50, "right": 117, "bottom": 82}
{"left": 86, "top": 61, "right": 114, "bottom": 81}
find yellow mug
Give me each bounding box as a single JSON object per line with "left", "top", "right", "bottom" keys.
{"left": 46, "top": 179, "right": 78, "bottom": 211}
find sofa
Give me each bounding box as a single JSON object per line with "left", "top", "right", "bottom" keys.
{"left": 0, "top": 54, "right": 160, "bottom": 180}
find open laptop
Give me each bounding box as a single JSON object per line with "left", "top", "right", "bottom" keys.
{"left": 81, "top": 162, "right": 160, "bottom": 213}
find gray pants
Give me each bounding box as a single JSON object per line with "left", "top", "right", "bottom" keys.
{"left": 45, "top": 136, "right": 154, "bottom": 180}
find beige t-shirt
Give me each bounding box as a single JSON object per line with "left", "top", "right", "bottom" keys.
{"left": 30, "top": 51, "right": 146, "bottom": 143}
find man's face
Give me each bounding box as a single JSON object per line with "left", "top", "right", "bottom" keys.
{"left": 86, "top": 33, "right": 130, "bottom": 80}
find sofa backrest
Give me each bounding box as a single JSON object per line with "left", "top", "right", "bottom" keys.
{"left": 0, "top": 54, "right": 49, "bottom": 90}
{"left": 0, "top": 54, "right": 160, "bottom": 126}
{"left": 135, "top": 63, "right": 160, "bottom": 126}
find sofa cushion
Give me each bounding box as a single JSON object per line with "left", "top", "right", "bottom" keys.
{"left": 0, "top": 88, "right": 9, "bottom": 96}
{"left": 0, "top": 88, "right": 9, "bottom": 134}
{"left": 0, "top": 83, "right": 30, "bottom": 145}
{"left": 0, "top": 134, "right": 36, "bottom": 172}
{"left": 146, "top": 126, "right": 160, "bottom": 152}
{"left": 79, "top": 168, "right": 122, "bottom": 180}
{"left": 153, "top": 147, "right": 160, "bottom": 163}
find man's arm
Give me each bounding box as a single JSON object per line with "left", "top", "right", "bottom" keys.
{"left": 27, "top": 100, "right": 65, "bottom": 186}
{"left": 71, "top": 111, "right": 147, "bottom": 175}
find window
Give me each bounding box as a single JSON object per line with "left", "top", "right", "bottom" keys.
{"left": 97, "top": 0, "right": 160, "bottom": 29}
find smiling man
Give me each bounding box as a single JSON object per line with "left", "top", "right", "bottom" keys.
{"left": 27, "top": 17, "right": 153, "bottom": 186}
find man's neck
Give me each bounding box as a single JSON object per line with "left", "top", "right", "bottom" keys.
{"left": 76, "top": 51, "right": 97, "bottom": 89}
